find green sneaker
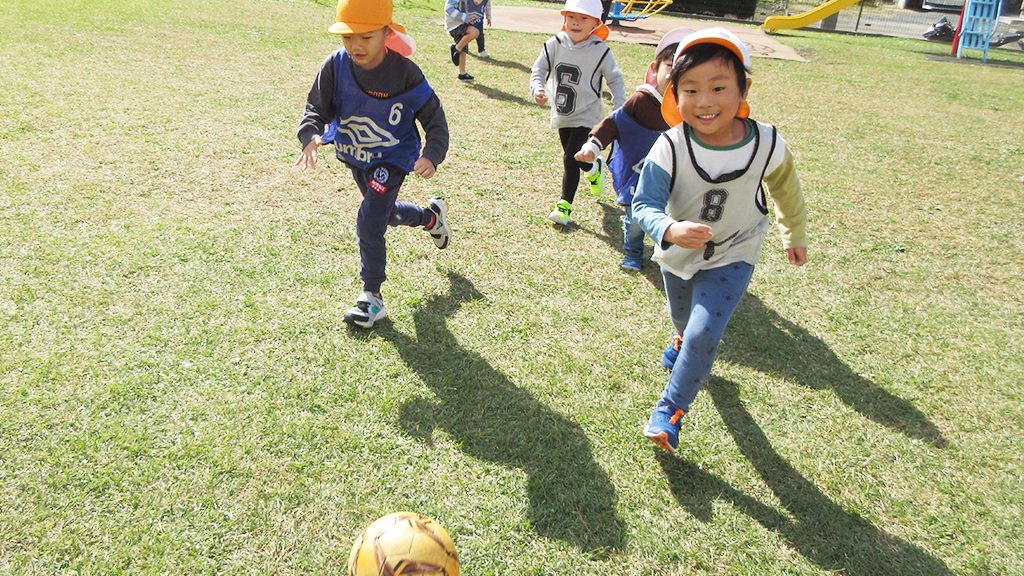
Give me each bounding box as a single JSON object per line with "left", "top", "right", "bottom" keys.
{"left": 587, "top": 157, "right": 605, "bottom": 197}
{"left": 547, "top": 200, "right": 572, "bottom": 226}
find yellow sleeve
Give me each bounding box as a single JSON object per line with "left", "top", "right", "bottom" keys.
{"left": 763, "top": 148, "right": 807, "bottom": 249}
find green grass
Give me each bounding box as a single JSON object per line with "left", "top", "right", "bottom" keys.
{"left": 2, "top": 0, "right": 1023, "bottom": 574}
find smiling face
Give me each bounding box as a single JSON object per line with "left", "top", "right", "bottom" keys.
{"left": 563, "top": 11, "right": 600, "bottom": 44}
{"left": 341, "top": 27, "right": 392, "bottom": 70}
{"left": 674, "top": 56, "right": 751, "bottom": 147}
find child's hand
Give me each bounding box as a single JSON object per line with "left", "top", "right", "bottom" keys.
{"left": 786, "top": 247, "right": 807, "bottom": 266}
{"left": 294, "top": 135, "right": 322, "bottom": 170}
{"left": 535, "top": 90, "right": 548, "bottom": 106}
{"left": 574, "top": 149, "right": 595, "bottom": 163}
{"left": 413, "top": 157, "right": 436, "bottom": 179}
{"left": 664, "top": 221, "right": 713, "bottom": 249}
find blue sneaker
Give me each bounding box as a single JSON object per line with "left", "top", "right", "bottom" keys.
{"left": 620, "top": 255, "right": 642, "bottom": 272}
{"left": 661, "top": 332, "right": 682, "bottom": 371}
{"left": 643, "top": 403, "right": 685, "bottom": 453}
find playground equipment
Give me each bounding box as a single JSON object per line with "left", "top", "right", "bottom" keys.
{"left": 606, "top": 0, "right": 674, "bottom": 25}
{"left": 761, "top": 0, "right": 862, "bottom": 31}
{"left": 955, "top": 0, "right": 1004, "bottom": 61}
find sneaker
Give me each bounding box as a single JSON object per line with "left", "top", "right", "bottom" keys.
{"left": 586, "top": 157, "right": 605, "bottom": 197}
{"left": 547, "top": 200, "right": 572, "bottom": 226}
{"left": 478, "top": 49, "right": 490, "bottom": 58}
{"left": 457, "top": 72, "right": 474, "bottom": 82}
{"left": 426, "top": 197, "right": 450, "bottom": 249}
{"left": 344, "top": 292, "right": 386, "bottom": 328}
{"left": 449, "top": 44, "right": 460, "bottom": 66}
{"left": 621, "top": 256, "right": 642, "bottom": 272}
{"left": 643, "top": 403, "right": 685, "bottom": 453}
{"left": 661, "top": 332, "right": 682, "bottom": 371}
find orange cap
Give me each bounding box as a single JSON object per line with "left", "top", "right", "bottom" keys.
{"left": 328, "top": 0, "right": 416, "bottom": 57}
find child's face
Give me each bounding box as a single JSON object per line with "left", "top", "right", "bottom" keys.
{"left": 563, "top": 12, "right": 600, "bottom": 44}
{"left": 341, "top": 27, "right": 392, "bottom": 70}
{"left": 674, "top": 56, "right": 751, "bottom": 146}
{"left": 653, "top": 59, "right": 673, "bottom": 94}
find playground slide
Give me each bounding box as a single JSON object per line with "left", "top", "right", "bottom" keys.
{"left": 762, "top": 0, "right": 862, "bottom": 31}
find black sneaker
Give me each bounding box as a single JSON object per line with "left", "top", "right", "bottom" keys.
{"left": 449, "top": 44, "right": 460, "bottom": 66}
{"left": 457, "top": 72, "right": 474, "bottom": 82}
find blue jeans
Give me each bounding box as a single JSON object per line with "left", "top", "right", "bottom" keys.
{"left": 622, "top": 203, "right": 645, "bottom": 261}
{"left": 660, "top": 262, "right": 754, "bottom": 413}
{"left": 351, "top": 165, "right": 433, "bottom": 294}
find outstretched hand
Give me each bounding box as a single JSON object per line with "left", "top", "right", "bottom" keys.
{"left": 294, "top": 135, "right": 322, "bottom": 170}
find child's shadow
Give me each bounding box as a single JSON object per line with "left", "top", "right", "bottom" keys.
{"left": 579, "top": 200, "right": 664, "bottom": 288}
{"left": 656, "top": 375, "right": 953, "bottom": 575}
{"left": 721, "top": 294, "right": 947, "bottom": 447}
{"left": 382, "top": 272, "right": 626, "bottom": 555}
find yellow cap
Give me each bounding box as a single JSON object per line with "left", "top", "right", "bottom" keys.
{"left": 328, "top": 0, "right": 416, "bottom": 56}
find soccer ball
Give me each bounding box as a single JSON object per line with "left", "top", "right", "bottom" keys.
{"left": 347, "top": 512, "right": 459, "bottom": 576}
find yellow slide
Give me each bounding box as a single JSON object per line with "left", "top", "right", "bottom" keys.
{"left": 762, "top": 0, "right": 862, "bottom": 31}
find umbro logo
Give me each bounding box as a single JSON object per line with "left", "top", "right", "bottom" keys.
{"left": 334, "top": 116, "right": 399, "bottom": 149}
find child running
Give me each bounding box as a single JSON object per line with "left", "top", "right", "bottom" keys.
{"left": 295, "top": 0, "right": 451, "bottom": 328}
{"left": 632, "top": 28, "right": 808, "bottom": 452}
{"left": 574, "top": 28, "right": 692, "bottom": 271}
{"left": 529, "top": 0, "right": 626, "bottom": 226}
{"left": 445, "top": 0, "right": 486, "bottom": 81}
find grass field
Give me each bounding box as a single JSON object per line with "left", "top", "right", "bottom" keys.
{"left": 2, "top": 0, "right": 1023, "bottom": 574}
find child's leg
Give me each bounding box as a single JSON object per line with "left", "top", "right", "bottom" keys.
{"left": 474, "top": 24, "right": 485, "bottom": 52}
{"left": 351, "top": 166, "right": 427, "bottom": 294}
{"left": 659, "top": 262, "right": 754, "bottom": 413}
{"left": 455, "top": 26, "right": 480, "bottom": 73}
{"left": 622, "top": 203, "right": 645, "bottom": 261}
{"left": 558, "top": 127, "right": 593, "bottom": 204}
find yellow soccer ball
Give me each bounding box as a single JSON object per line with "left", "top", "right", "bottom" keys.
{"left": 347, "top": 512, "right": 459, "bottom": 576}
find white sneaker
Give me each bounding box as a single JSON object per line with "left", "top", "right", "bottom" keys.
{"left": 344, "top": 292, "right": 386, "bottom": 327}
{"left": 478, "top": 49, "right": 490, "bottom": 58}
{"left": 426, "top": 197, "right": 450, "bottom": 249}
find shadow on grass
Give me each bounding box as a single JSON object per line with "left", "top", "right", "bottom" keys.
{"left": 579, "top": 200, "right": 664, "bottom": 289}
{"left": 474, "top": 55, "right": 533, "bottom": 74}
{"left": 656, "top": 375, "right": 953, "bottom": 575}
{"left": 465, "top": 82, "right": 535, "bottom": 106}
{"left": 381, "top": 272, "right": 626, "bottom": 555}
{"left": 721, "top": 294, "right": 947, "bottom": 447}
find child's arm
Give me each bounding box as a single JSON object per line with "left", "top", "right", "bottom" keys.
{"left": 295, "top": 55, "right": 337, "bottom": 170}
{"left": 574, "top": 117, "right": 618, "bottom": 163}
{"left": 445, "top": 0, "right": 472, "bottom": 25}
{"left": 530, "top": 43, "right": 551, "bottom": 106}
{"left": 763, "top": 147, "right": 808, "bottom": 266}
{"left": 632, "top": 141, "right": 712, "bottom": 249}
{"left": 602, "top": 55, "right": 627, "bottom": 111}
{"left": 414, "top": 92, "right": 449, "bottom": 180}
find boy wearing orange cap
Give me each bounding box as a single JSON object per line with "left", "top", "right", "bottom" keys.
{"left": 631, "top": 28, "right": 808, "bottom": 452}
{"left": 296, "top": 0, "right": 451, "bottom": 328}
{"left": 529, "top": 0, "right": 626, "bottom": 227}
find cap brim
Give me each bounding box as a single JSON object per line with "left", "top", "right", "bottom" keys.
{"left": 328, "top": 21, "right": 386, "bottom": 35}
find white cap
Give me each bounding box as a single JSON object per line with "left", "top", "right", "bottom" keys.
{"left": 560, "top": 0, "right": 603, "bottom": 21}
{"left": 645, "top": 27, "right": 695, "bottom": 85}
